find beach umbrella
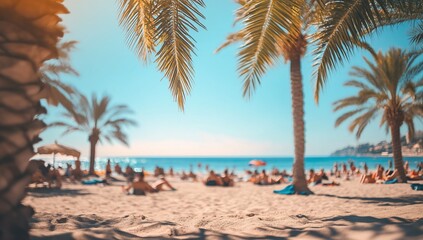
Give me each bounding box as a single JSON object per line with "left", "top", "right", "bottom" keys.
{"left": 37, "top": 141, "right": 80, "bottom": 167}
{"left": 249, "top": 159, "right": 266, "bottom": 167}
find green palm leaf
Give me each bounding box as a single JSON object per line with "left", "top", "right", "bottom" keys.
{"left": 313, "top": 0, "right": 396, "bottom": 102}
{"left": 154, "top": 0, "right": 206, "bottom": 110}
{"left": 118, "top": 0, "right": 157, "bottom": 62}
{"left": 236, "top": 0, "right": 301, "bottom": 98}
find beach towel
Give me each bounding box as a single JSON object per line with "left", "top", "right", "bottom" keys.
{"left": 273, "top": 185, "right": 310, "bottom": 195}
{"left": 82, "top": 179, "right": 106, "bottom": 185}
{"left": 205, "top": 180, "right": 217, "bottom": 186}
{"left": 411, "top": 183, "right": 423, "bottom": 191}
{"left": 384, "top": 178, "right": 398, "bottom": 184}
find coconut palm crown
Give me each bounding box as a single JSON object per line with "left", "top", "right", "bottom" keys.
{"left": 313, "top": 0, "right": 423, "bottom": 102}
{"left": 334, "top": 47, "right": 423, "bottom": 182}
{"left": 51, "top": 94, "right": 137, "bottom": 175}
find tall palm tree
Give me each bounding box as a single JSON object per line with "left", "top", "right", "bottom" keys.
{"left": 0, "top": 1, "right": 67, "bottom": 239}
{"left": 216, "top": 0, "right": 319, "bottom": 194}
{"left": 313, "top": 0, "right": 423, "bottom": 102}
{"left": 51, "top": 94, "right": 137, "bottom": 175}
{"left": 334, "top": 47, "right": 423, "bottom": 183}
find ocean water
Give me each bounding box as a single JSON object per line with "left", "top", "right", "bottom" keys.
{"left": 43, "top": 156, "right": 423, "bottom": 174}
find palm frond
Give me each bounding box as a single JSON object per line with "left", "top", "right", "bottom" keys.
{"left": 237, "top": 0, "right": 301, "bottom": 98}
{"left": 348, "top": 107, "right": 379, "bottom": 139}
{"left": 404, "top": 115, "right": 415, "bottom": 142}
{"left": 103, "top": 118, "right": 138, "bottom": 128}
{"left": 410, "top": 21, "right": 423, "bottom": 45}
{"left": 215, "top": 31, "right": 245, "bottom": 54}
{"left": 118, "top": 0, "right": 157, "bottom": 62}
{"left": 154, "top": 0, "right": 206, "bottom": 110}
{"left": 92, "top": 95, "right": 111, "bottom": 124}
{"left": 312, "top": 0, "right": 396, "bottom": 102}
{"left": 334, "top": 108, "right": 365, "bottom": 127}
{"left": 343, "top": 80, "right": 371, "bottom": 90}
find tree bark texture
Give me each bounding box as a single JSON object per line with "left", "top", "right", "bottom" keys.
{"left": 290, "top": 53, "right": 313, "bottom": 194}
{"left": 0, "top": 1, "right": 67, "bottom": 239}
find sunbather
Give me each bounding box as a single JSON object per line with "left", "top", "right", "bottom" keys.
{"left": 255, "top": 170, "right": 283, "bottom": 185}
{"left": 308, "top": 169, "right": 322, "bottom": 185}
{"left": 122, "top": 172, "right": 175, "bottom": 195}
{"left": 204, "top": 170, "right": 223, "bottom": 186}
{"left": 221, "top": 169, "right": 235, "bottom": 187}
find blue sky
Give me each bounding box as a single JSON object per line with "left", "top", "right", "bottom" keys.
{"left": 38, "top": 0, "right": 421, "bottom": 157}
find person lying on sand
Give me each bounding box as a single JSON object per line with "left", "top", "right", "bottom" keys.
{"left": 308, "top": 169, "right": 322, "bottom": 185}
{"left": 221, "top": 169, "right": 235, "bottom": 187}
{"left": 319, "top": 169, "right": 329, "bottom": 181}
{"left": 384, "top": 169, "right": 399, "bottom": 182}
{"left": 248, "top": 170, "right": 260, "bottom": 184}
{"left": 204, "top": 170, "right": 223, "bottom": 186}
{"left": 408, "top": 169, "right": 423, "bottom": 180}
{"left": 360, "top": 165, "right": 386, "bottom": 184}
{"left": 122, "top": 172, "right": 176, "bottom": 195}
{"left": 181, "top": 170, "right": 189, "bottom": 180}
{"left": 188, "top": 170, "right": 197, "bottom": 181}
{"left": 255, "top": 170, "right": 284, "bottom": 185}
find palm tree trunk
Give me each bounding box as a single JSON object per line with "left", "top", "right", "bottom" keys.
{"left": 290, "top": 53, "right": 313, "bottom": 194}
{"left": 0, "top": 1, "right": 67, "bottom": 238}
{"left": 390, "top": 121, "right": 407, "bottom": 183}
{"left": 88, "top": 135, "right": 98, "bottom": 175}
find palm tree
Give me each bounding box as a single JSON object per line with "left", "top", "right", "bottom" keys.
{"left": 51, "top": 94, "right": 137, "bottom": 175}
{"left": 216, "top": 0, "right": 319, "bottom": 194}
{"left": 333, "top": 47, "right": 423, "bottom": 183}
{"left": 313, "top": 0, "right": 423, "bottom": 101}
{"left": 0, "top": 1, "right": 67, "bottom": 239}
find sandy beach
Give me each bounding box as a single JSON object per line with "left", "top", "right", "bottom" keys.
{"left": 25, "top": 177, "right": 423, "bottom": 240}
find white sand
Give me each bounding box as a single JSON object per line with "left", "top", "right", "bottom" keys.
{"left": 25, "top": 177, "right": 423, "bottom": 240}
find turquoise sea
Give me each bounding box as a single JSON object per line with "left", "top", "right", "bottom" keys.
{"left": 47, "top": 156, "right": 423, "bottom": 174}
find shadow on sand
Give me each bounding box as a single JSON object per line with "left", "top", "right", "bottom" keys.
{"left": 31, "top": 214, "right": 423, "bottom": 240}
{"left": 317, "top": 193, "right": 423, "bottom": 206}
{"left": 27, "top": 188, "right": 90, "bottom": 198}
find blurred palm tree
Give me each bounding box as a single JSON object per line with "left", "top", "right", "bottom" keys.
{"left": 334, "top": 47, "right": 423, "bottom": 182}
{"left": 51, "top": 94, "right": 137, "bottom": 175}
{"left": 40, "top": 40, "right": 80, "bottom": 113}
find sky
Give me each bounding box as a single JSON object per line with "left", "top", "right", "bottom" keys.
{"left": 37, "top": 0, "right": 422, "bottom": 158}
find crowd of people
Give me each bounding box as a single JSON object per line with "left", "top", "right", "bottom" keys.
{"left": 29, "top": 158, "right": 423, "bottom": 193}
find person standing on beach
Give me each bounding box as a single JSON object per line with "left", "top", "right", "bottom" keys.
{"left": 106, "top": 159, "right": 112, "bottom": 178}
{"left": 363, "top": 163, "right": 368, "bottom": 175}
